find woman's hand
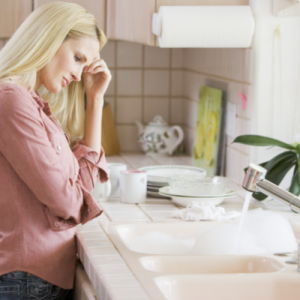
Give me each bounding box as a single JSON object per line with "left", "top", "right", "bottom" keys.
{"left": 82, "top": 57, "right": 112, "bottom": 103}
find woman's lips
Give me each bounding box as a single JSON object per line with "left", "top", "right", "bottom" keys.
{"left": 62, "top": 77, "right": 70, "bottom": 87}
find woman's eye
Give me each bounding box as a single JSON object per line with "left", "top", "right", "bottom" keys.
{"left": 75, "top": 55, "right": 81, "bottom": 62}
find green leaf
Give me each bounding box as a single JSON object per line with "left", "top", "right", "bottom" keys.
{"left": 264, "top": 151, "right": 297, "bottom": 170}
{"left": 233, "top": 135, "right": 295, "bottom": 150}
{"left": 289, "top": 165, "right": 300, "bottom": 196}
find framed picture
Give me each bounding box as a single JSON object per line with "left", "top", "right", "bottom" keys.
{"left": 193, "top": 86, "right": 226, "bottom": 176}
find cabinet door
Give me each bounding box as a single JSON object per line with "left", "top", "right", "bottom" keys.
{"left": 35, "top": 0, "right": 106, "bottom": 33}
{"left": 0, "top": 0, "right": 32, "bottom": 38}
{"left": 106, "top": 0, "right": 156, "bottom": 46}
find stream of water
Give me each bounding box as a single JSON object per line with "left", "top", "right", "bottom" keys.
{"left": 234, "top": 191, "right": 253, "bottom": 254}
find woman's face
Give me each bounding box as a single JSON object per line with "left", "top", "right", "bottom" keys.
{"left": 38, "top": 37, "right": 100, "bottom": 93}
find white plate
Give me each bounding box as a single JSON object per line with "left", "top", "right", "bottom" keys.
{"left": 138, "top": 165, "right": 206, "bottom": 183}
{"left": 159, "top": 186, "right": 237, "bottom": 198}
{"left": 158, "top": 191, "right": 236, "bottom": 207}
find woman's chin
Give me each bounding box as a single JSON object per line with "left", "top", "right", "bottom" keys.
{"left": 45, "top": 84, "right": 62, "bottom": 94}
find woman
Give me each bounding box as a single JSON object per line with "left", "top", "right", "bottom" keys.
{"left": 0, "top": 2, "right": 111, "bottom": 299}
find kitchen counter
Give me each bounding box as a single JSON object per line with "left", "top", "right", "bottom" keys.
{"left": 75, "top": 153, "right": 300, "bottom": 300}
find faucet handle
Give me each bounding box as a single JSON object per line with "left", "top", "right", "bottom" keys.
{"left": 242, "top": 163, "right": 267, "bottom": 192}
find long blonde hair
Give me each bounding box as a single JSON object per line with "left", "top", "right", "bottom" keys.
{"left": 0, "top": 1, "right": 107, "bottom": 145}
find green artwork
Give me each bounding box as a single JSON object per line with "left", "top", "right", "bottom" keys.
{"left": 193, "top": 86, "right": 224, "bottom": 176}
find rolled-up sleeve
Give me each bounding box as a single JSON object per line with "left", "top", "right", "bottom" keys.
{"left": 0, "top": 86, "right": 107, "bottom": 230}
{"left": 72, "top": 139, "right": 108, "bottom": 193}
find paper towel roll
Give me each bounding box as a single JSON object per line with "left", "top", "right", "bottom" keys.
{"left": 152, "top": 6, "right": 255, "bottom": 48}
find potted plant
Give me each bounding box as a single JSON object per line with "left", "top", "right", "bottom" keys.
{"left": 233, "top": 135, "right": 300, "bottom": 200}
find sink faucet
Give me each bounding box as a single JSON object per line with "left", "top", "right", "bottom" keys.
{"left": 242, "top": 163, "right": 300, "bottom": 272}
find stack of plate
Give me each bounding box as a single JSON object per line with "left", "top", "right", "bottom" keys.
{"left": 158, "top": 186, "right": 237, "bottom": 207}
{"left": 138, "top": 165, "right": 207, "bottom": 199}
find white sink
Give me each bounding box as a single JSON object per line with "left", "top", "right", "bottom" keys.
{"left": 140, "top": 255, "right": 284, "bottom": 274}
{"left": 107, "top": 222, "right": 300, "bottom": 300}
{"left": 155, "top": 274, "right": 300, "bottom": 300}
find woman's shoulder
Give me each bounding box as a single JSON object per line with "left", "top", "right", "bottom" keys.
{"left": 0, "top": 82, "right": 37, "bottom": 112}
{"left": 0, "top": 81, "right": 30, "bottom": 95}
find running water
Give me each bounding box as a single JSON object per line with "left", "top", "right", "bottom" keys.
{"left": 234, "top": 191, "right": 253, "bottom": 253}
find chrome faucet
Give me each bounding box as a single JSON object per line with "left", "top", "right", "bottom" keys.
{"left": 243, "top": 163, "right": 300, "bottom": 213}
{"left": 243, "top": 163, "right": 300, "bottom": 272}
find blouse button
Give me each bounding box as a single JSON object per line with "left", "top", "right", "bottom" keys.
{"left": 55, "top": 222, "right": 59, "bottom": 226}
{"left": 57, "top": 145, "right": 61, "bottom": 150}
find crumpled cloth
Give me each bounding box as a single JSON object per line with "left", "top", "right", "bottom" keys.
{"left": 172, "top": 201, "right": 241, "bottom": 221}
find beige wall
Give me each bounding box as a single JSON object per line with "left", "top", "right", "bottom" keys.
{"left": 0, "top": 39, "right": 253, "bottom": 185}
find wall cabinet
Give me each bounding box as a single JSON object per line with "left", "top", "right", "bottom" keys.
{"left": 34, "top": 0, "right": 106, "bottom": 33}
{"left": 0, "top": 0, "right": 32, "bottom": 38}
{"left": 106, "top": 0, "right": 249, "bottom": 46}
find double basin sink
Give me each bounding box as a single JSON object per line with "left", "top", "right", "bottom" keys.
{"left": 106, "top": 222, "right": 300, "bottom": 300}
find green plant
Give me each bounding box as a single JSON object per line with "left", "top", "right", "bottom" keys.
{"left": 233, "top": 135, "right": 300, "bottom": 201}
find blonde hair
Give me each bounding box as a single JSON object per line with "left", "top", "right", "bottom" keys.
{"left": 0, "top": 1, "right": 107, "bottom": 145}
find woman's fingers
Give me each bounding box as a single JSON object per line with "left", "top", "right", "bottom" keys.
{"left": 87, "top": 58, "right": 107, "bottom": 72}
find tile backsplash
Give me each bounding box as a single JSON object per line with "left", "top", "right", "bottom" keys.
{"left": 0, "top": 39, "right": 253, "bottom": 185}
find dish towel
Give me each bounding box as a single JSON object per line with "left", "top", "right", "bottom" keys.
{"left": 172, "top": 201, "right": 241, "bottom": 221}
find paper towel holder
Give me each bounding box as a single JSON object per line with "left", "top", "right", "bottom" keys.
{"left": 152, "top": 13, "right": 162, "bottom": 37}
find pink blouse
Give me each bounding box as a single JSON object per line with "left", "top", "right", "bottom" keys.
{"left": 0, "top": 83, "right": 108, "bottom": 289}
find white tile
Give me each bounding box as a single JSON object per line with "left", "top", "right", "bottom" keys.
{"left": 100, "top": 41, "right": 115, "bottom": 68}
{"left": 171, "top": 48, "right": 184, "bottom": 68}
{"left": 144, "top": 46, "right": 170, "bottom": 68}
{"left": 88, "top": 247, "right": 119, "bottom": 257}
{"left": 144, "top": 70, "right": 170, "bottom": 96}
{"left": 84, "top": 239, "right": 113, "bottom": 248}
{"left": 140, "top": 199, "right": 173, "bottom": 205}
{"left": 144, "top": 97, "right": 169, "bottom": 124}
{"left": 80, "top": 232, "right": 107, "bottom": 240}
{"left": 117, "top": 70, "right": 142, "bottom": 95}
{"left": 116, "top": 125, "right": 141, "bottom": 152}
{"left": 236, "top": 117, "right": 250, "bottom": 155}
{"left": 105, "top": 70, "right": 115, "bottom": 96}
{"left": 140, "top": 205, "right": 179, "bottom": 212}
{"left": 77, "top": 224, "right": 102, "bottom": 232}
{"left": 106, "top": 211, "right": 148, "bottom": 219}
{"left": 225, "top": 147, "right": 240, "bottom": 184}
{"left": 116, "top": 97, "right": 142, "bottom": 123}
{"left": 117, "top": 41, "right": 143, "bottom": 67}
{"left": 233, "top": 49, "right": 244, "bottom": 81}
{"left": 171, "top": 98, "right": 183, "bottom": 124}
{"left": 171, "top": 71, "right": 183, "bottom": 96}
{"left": 183, "top": 100, "right": 198, "bottom": 129}
{"left": 108, "top": 286, "right": 149, "bottom": 299}
{"left": 91, "top": 256, "right": 126, "bottom": 267}
{"left": 95, "top": 265, "right": 133, "bottom": 278}
{"left": 183, "top": 71, "right": 203, "bottom": 101}
{"left": 101, "top": 275, "right": 141, "bottom": 288}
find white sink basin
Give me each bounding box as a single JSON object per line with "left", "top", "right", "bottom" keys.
{"left": 155, "top": 274, "right": 300, "bottom": 300}
{"left": 114, "top": 222, "right": 224, "bottom": 254}
{"left": 140, "top": 255, "right": 284, "bottom": 274}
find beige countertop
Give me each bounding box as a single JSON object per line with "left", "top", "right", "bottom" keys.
{"left": 76, "top": 153, "right": 300, "bottom": 300}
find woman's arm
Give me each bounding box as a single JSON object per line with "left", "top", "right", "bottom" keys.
{"left": 82, "top": 58, "right": 111, "bottom": 156}
{"left": 84, "top": 97, "right": 103, "bottom": 155}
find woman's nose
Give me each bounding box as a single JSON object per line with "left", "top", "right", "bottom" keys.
{"left": 71, "top": 70, "right": 82, "bottom": 81}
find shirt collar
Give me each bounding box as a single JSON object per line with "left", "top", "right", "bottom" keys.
{"left": 30, "top": 90, "right": 52, "bottom": 117}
